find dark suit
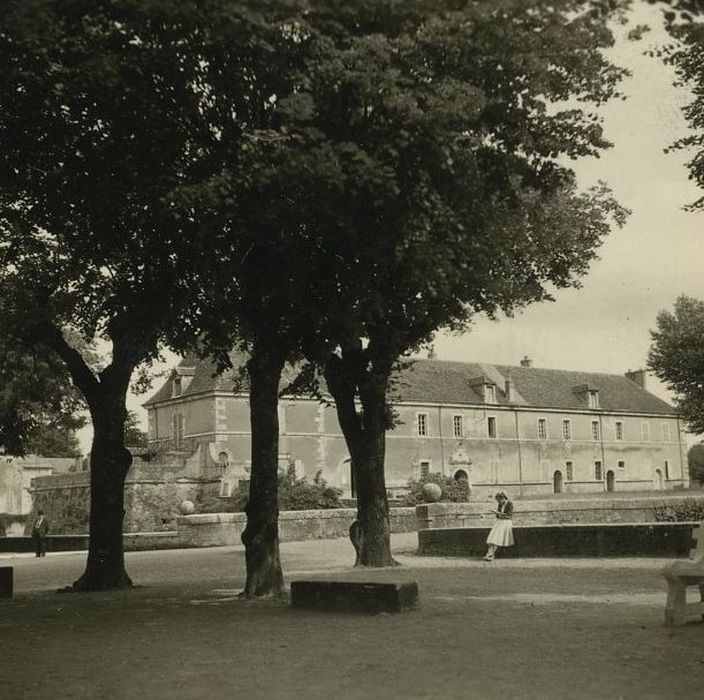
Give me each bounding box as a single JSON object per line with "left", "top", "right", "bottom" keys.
{"left": 32, "top": 515, "right": 49, "bottom": 557}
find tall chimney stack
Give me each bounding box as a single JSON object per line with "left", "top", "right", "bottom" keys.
{"left": 625, "top": 369, "right": 647, "bottom": 390}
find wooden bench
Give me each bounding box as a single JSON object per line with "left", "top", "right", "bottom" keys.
{"left": 0, "top": 566, "right": 13, "bottom": 599}
{"left": 663, "top": 521, "right": 704, "bottom": 625}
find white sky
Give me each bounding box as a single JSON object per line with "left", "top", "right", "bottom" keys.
{"left": 80, "top": 2, "right": 702, "bottom": 453}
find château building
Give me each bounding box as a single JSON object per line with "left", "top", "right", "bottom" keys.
{"left": 144, "top": 354, "right": 688, "bottom": 499}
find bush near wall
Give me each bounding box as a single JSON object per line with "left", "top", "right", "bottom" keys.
{"left": 404, "top": 473, "right": 470, "bottom": 506}
{"left": 0, "top": 513, "right": 27, "bottom": 536}
{"left": 197, "top": 465, "right": 343, "bottom": 514}
{"left": 653, "top": 498, "right": 704, "bottom": 522}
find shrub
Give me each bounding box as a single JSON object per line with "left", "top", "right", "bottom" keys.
{"left": 653, "top": 498, "right": 704, "bottom": 522}
{"left": 195, "top": 463, "right": 343, "bottom": 513}
{"left": 196, "top": 492, "right": 240, "bottom": 514}
{"left": 0, "top": 513, "right": 27, "bottom": 536}
{"left": 279, "top": 467, "right": 343, "bottom": 511}
{"left": 403, "top": 472, "right": 470, "bottom": 506}
{"left": 60, "top": 499, "right": 90, "bottom": 534}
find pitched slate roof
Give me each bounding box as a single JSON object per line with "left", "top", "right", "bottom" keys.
{"left": 392, "top": 361, "right": 676, "bottom": 415}
{"left": 144, "top": 355, "right": 677, "bottom": 416}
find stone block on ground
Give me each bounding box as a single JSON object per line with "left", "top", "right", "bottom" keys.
{"left": 290, "top": 580, "right": 419, "bottom": 614}
{"left": 0, "top": 566, "right": 13, "bottom": 599}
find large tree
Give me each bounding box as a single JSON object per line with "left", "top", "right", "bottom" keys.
{"left": 0, "top": 1, "right": 223, "bottom": 590}
{"left": 687, "top": 443, "right": 704, "bottom": 484}
{"left": 649, "top": 296, "right": 704, "bottom": 433}
{"left": 182, "top": 0, "right": 630, "bottom": 568}
{"left": 0, "top": 329, "right": 85, "bottom": 458}
{"left": 271, "top": 1, "right": 628, "bottom": 566}
{"left": 662, "top": 3, "right": 704, "bottom": 210}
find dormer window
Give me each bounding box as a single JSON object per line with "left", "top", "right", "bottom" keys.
{"left": 587, "top": 390, "right": 599, "bottom": 409}
{"left": 172, "top": 376, "right": 182, "bottom": 397}
{"left": 468, "top": 375, "right": 497, "bottom": 404}
{"left": 574, "top": 384, "right": 599, "bottom": 409}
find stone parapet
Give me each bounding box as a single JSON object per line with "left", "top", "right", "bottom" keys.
{"left": 418, "top": 522, "right": 698, "bottom": 558}
{"left": 0, "top": 532, "right": 181, "bottom": 554}
{"left": 415, "top": 495, "right": 704, "bottom": 530}
{"left": 176, "top": 507, "right": 417, "bottom": 547}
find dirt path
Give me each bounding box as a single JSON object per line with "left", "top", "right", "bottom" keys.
{"left": 1, "top": 538, "right": 702, "bottom": 700}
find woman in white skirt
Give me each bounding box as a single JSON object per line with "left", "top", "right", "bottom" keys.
{"left": 484, "top": 491, "right": 514, "bottom": 561}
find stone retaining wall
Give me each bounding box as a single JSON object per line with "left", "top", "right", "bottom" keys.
{"left": 415, "top": 495, "right": 704, "bottom": 530}
{"left": 418, "top": 521, "right": 698, "bottom": 558}
{"left": 28, "top": 465, "right": 218, "bottom": 535}
{"left": 176, "top": 507, "right": 417, "bottom": 547}
{"left": 0, "top": 531, "right": 181, "bottom": 554}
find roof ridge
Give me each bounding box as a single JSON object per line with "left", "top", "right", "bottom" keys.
{"left": 414, "top": 357, "right": 642, "bottom": 380}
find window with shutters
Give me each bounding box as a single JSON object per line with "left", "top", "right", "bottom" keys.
{"left": 591, "top": 421, "right": 600, "bottom": 441}
{"left": 538, "top": 418, "right": 547, "bottom": 440}
{"left": 562, "top": 420, "right": 571, "bottom": 440}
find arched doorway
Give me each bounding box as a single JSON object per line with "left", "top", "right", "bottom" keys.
{"left": 606, "top": 470, "right": 616, "bottom": 492}
{"left": 454, "top": 469, "right": 468, "bottom": 482}
{"left": 553, "top": 470, "right": 563, "bottom": 494}
{"left": 654, "top": 468, "right": 664, "bottom": 490}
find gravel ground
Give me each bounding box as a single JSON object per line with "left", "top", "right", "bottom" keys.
{"left": 1, "top": 534, "right": 702, "bottom": 700}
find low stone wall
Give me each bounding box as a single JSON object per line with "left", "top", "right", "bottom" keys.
{"left": 415, "top": 495, "right": 704, "bottom": 530}
{"left": 28, "top": 464, "right": 218, "bottom": 535}
{"left": 176, "top": 507, "right": 417, "bottom": 547}
{"left": 418, "top": 522, "right": 698, "bottom": 558}
{"left": 0, "top": 508, "right": 417, "bottom": 552}
{"left": 0, "top": 531, "right": 181, "bottom": 554}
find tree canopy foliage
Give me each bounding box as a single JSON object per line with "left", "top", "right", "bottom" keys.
{"left": 638, "top": 1, "right": 704, "bottom": 211}
{"left": 0, "top": 338, "right": 85, "bottom": 457}
{"left": 0, "top": 0, "right": 231, "bottom": 590}
{"left": 174, "top": 0, "right": 630, "bottom": 566}
{"left": 0, "top": 0, "right": 633, "bottom": 584}
{"left": 123, "top": 411, "right": 148, "bottom": 449}
{"left": 687, "top": 442, "right": 704, "bottom": 484}
{"left": 649, "top": 296, "right": 704, "bottom": 434}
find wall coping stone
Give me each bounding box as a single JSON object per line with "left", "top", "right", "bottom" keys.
{"left": 176, "top": 507, "right": 415, "bottom": 527}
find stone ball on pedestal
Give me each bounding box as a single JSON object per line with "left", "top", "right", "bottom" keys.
{"left": 178, "top": 500, "right": 195, "bottom": 515}
{"left": 421, "top": 482, "right": 442, "bottom": 503}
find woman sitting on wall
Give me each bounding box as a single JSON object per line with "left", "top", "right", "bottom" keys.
{"left": 484, "top": 491, "right": 514, "bottom": 561}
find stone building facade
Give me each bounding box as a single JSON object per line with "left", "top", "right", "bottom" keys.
{"left": 27, "top": 450, "right": 214, "bottom": 535}
{"left": 144, "top": 355, "right": 688, "bottom": 499}
{"left": 0, "top": 454, "right": 77, "bottom": 515}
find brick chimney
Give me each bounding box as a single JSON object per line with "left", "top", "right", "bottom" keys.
{"left": 520, "top": 356, "right": 532, "bottom": 368}
{"left": 625, "top": 369, "right": 647, "bottom": 390}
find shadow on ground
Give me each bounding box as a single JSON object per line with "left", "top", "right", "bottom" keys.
{"left": 1, "top": 534, "right": 702, "bottom": 700}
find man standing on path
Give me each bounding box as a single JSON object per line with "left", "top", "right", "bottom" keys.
{"left": 32, "top": 509, "right": 49, "bottom": 558}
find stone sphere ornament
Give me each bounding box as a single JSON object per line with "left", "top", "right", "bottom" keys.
{"left": 421, "top": 482, "right": 442, "bottom": 503}
{"left": 179, "top": 500, "right": 195, "bottom": 515}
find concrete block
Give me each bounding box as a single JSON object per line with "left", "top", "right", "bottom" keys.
{"left": 0, "top": 566, "right": 13, "bottom": 598}
{"left": 290, "top": 580, "right": 419, "bottom": 614}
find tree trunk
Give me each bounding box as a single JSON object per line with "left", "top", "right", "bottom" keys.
{"left": 356, "top": 371, "right": 398, "bottom": 566}
{"left": 240, "top": 344, "right": 285, "bottom": 597}
{"left": 325, "top": 354, "right": 397, "bottom": 567}
{"left": 38, "top": 323, "right": 137, "bottom": 592}
{"left": 72, "top": 391, "right": 133, "bottom": 591}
